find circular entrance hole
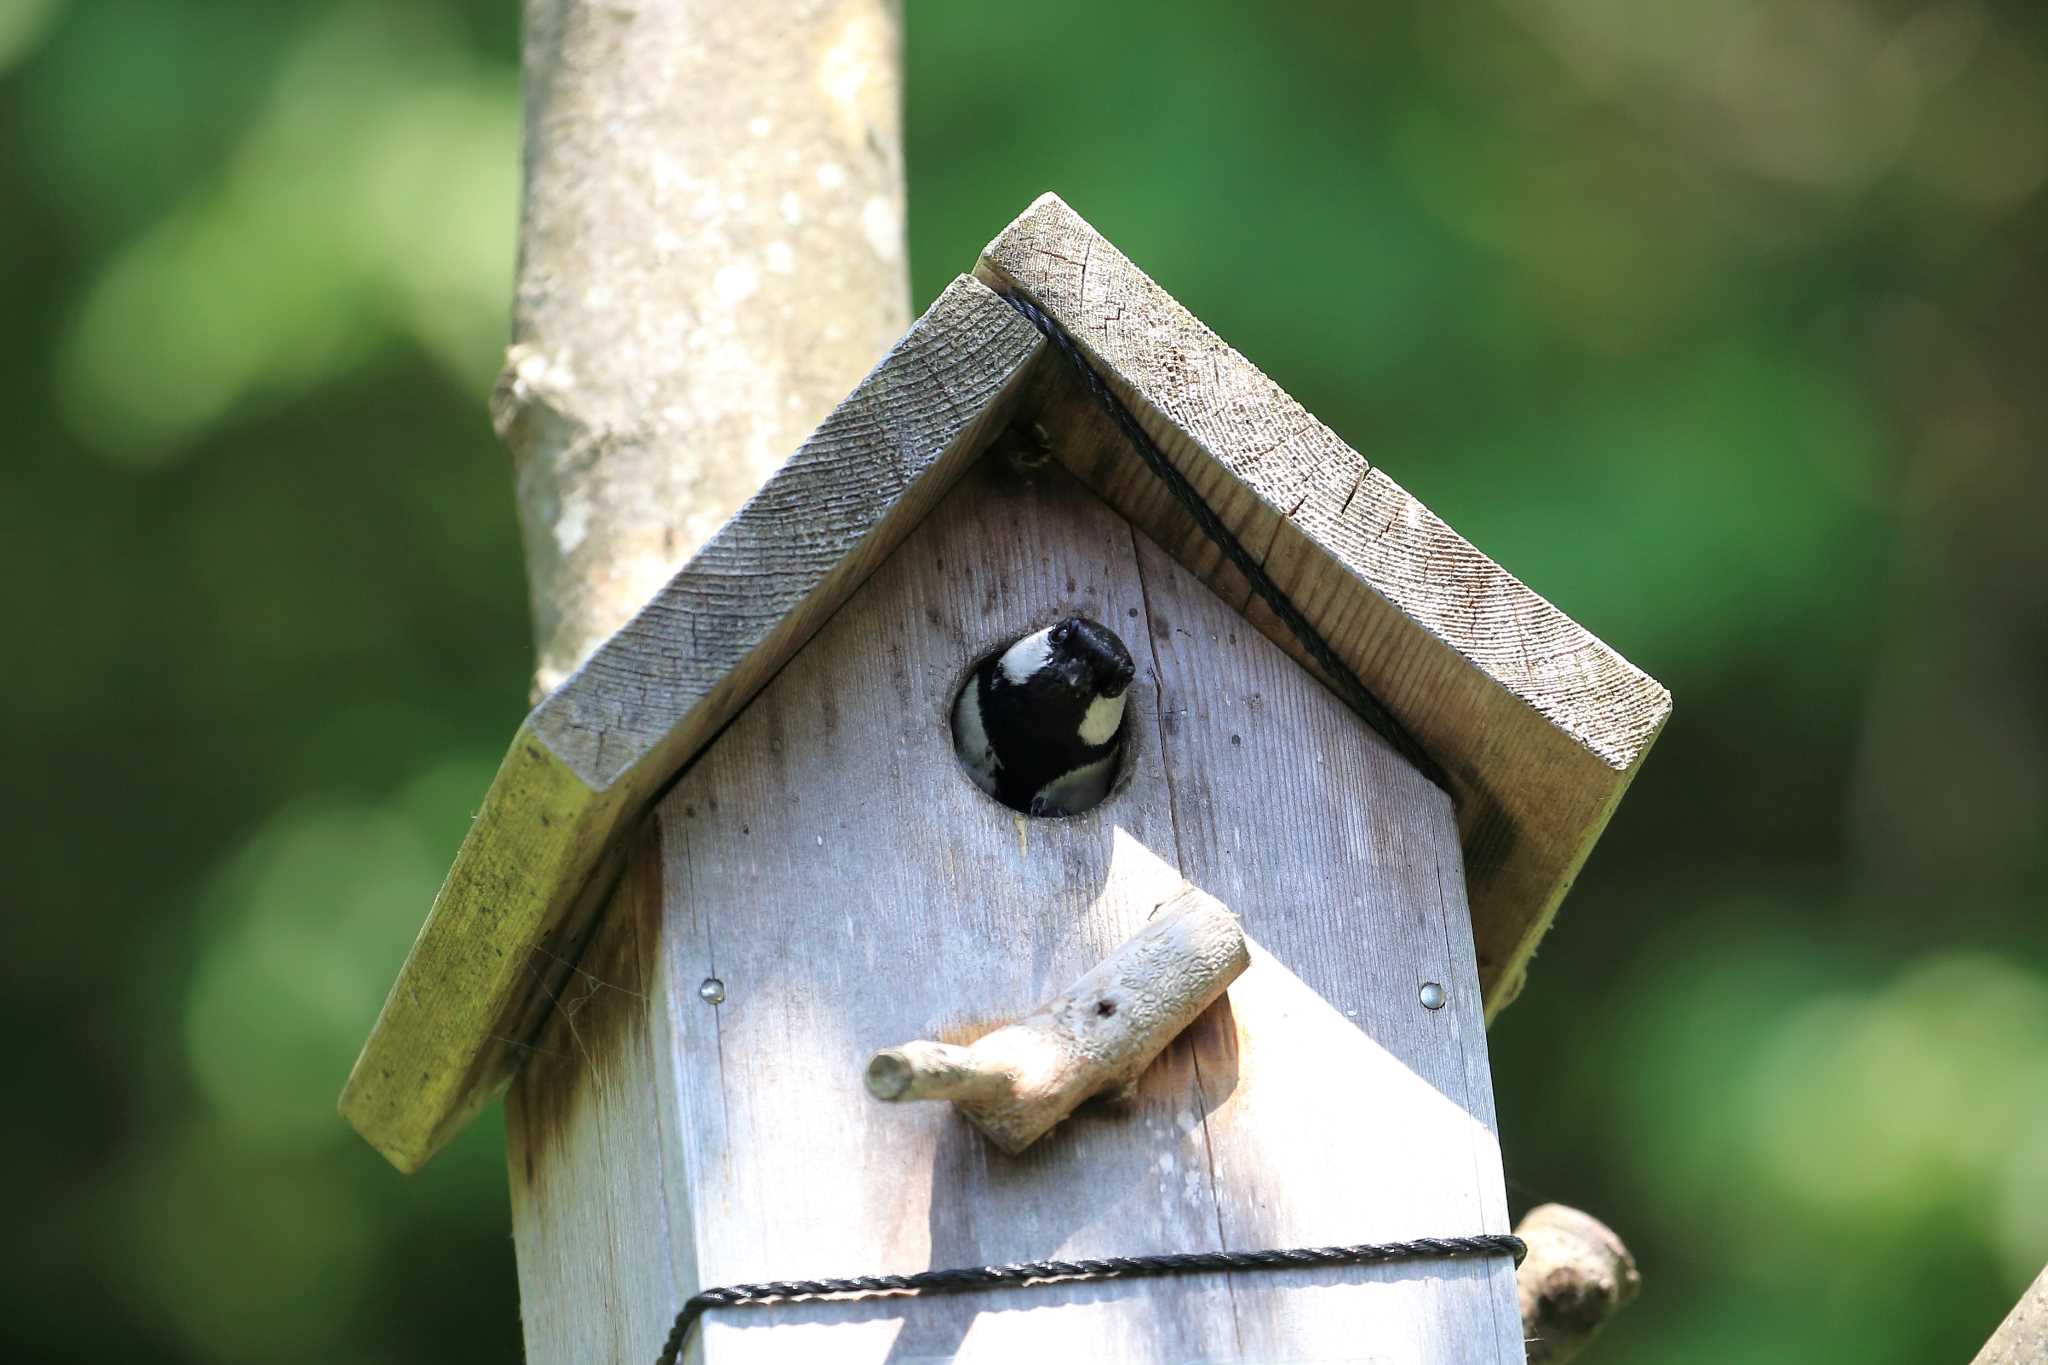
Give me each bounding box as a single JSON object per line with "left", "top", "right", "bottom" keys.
{"left": 950, "top": 617, "right": 1136, "bottom": 818}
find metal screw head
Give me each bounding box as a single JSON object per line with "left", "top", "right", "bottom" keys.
{"left": 1419, "top": 981, "right": 1446, "bottom": 1010}
{"left": 698, "top": 977, "right": 726, "bottom": 1005}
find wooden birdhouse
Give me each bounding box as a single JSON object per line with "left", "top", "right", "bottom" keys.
{"left": 344, "top": 193, "right": 1669, "bottom": 1363}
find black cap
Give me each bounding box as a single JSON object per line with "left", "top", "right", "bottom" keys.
{"left": 1050, "top": 617, "right": 1136, "bottom": 698}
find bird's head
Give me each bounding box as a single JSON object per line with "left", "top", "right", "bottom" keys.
{"left": 1047, "top": 616, "right": 1135, "bottom": 699}
{"left": 993, "top": 616, "right": 1136, "bottom": 749}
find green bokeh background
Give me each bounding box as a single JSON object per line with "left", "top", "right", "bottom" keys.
{"left": 5, "top": 1, "right": 2044, "bottom": 1360}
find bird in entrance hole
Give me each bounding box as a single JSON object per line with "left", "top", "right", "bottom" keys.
{"left": 953, "top": 616, "right": 1136, "bottom": 817}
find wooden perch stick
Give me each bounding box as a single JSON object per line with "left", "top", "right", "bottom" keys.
{"left": 1515, "top": 1203, "right": 1641, "bottom": 1364}
{"left": 867, "top": 886, "right": 1249, "bottom": 1154}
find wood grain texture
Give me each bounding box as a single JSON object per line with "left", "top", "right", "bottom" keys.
{"left": 508, "top": 455, "right": 1519, "bottom": 1361}
{"left": 342, "top": 275, "right": 1045, "bottom": 1172}
{"left": 1974, "top": 1262, "right": 2048, "bottom": 1365}
{"left": 1130, "top": 530, "right": 1518, "bottom": 1360}
{"left": 658, "top": 455, "right": 1200, "bottom": 1363}
{"left": 975, "top": 192, "right": 1672, "bottom": 1018}
{"left": 507, "top": 819, "right": 690, "bottom": 1365}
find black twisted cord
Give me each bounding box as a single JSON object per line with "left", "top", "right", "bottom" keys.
{"left": 1001, "top": 292, "right": 1450, "bottom": 794}
{"left": 657, "top": 1233, "right": 1524, "bottom": 1363}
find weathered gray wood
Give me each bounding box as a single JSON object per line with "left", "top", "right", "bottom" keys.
{"left": 1974, "top": 1261, "right": 2048, "bottom": 1365}
{"left": 506, "top": 821, "right": 690, "bottom": 1365}
{"left": 508, "top": 453, "right": 1519, "bottom": 1361}
{"left": 1129, "top": 530, "right": 1519, "bottom": 1359}
{"left": 342, "top": 275, "right": 1045, "bottom": 1172}
{"left": 976, "top": 191, "right": 1672, "bottom": 1018}
{"left": 661, "top": 454, "right": 1207, "bottom": 1363}
{"left": 868, "top": 885, "right": 1250, "bottom": 1153}
{"left": 1514, "top": 1203, "right": 1640, "bottom": 1363}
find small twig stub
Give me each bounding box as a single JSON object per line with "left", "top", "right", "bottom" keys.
{"left": 1515, "top": 1203, "right": 1641, "bottom": 1364}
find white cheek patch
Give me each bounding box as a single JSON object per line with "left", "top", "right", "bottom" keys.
{"left": 950, "top": 680, "right": 999, "bottom": 794}
{"left": 1078, "top": 692, "right": 1126, "bottom": 748}
{"left": 997, "top": 627, "right": 1054, "bottom": 686}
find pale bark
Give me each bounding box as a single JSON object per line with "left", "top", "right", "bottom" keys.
{"left": 493, "top": 0, "right": 910, "bottom": 694}
{"left": 867, "top": 887, "right": 1250, "bottom": 1154}
{"left": 1515, "top": 1203, "right": 1641, "bottom": 1364}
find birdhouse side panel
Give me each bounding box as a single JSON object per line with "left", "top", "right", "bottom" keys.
{"left": 508, "top": 818, "right": 695, "bottom": 1365}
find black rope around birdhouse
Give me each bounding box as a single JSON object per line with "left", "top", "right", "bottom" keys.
{"left": 1001, "top": 291, "right": 1451, "bottom": 794}
{"left": 657, "top": 1233, "right": 1524, "bottom": 1363}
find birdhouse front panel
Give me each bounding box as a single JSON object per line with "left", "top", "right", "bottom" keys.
{"left": 505, "top": 447, "right": 1518, "bottom": 1362}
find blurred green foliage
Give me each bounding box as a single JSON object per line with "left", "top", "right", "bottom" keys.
{"left": 4, "top": 1, "right": 2043, "bottom": 1361}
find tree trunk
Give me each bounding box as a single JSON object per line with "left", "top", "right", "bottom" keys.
{"left": 493, "top": 0, "right": 909, "bottom": 694}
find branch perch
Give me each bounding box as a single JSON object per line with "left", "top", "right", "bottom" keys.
{"left": 867, "top": 886, "right": 1249, "bottom": 1153}
{"left": 1515, "top": 1203, "right": 1641, "bottom": 1363}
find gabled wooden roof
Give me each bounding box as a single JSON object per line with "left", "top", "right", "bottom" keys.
{"left": 342, "top": 193, "right": 1669, "bottom": 1172}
